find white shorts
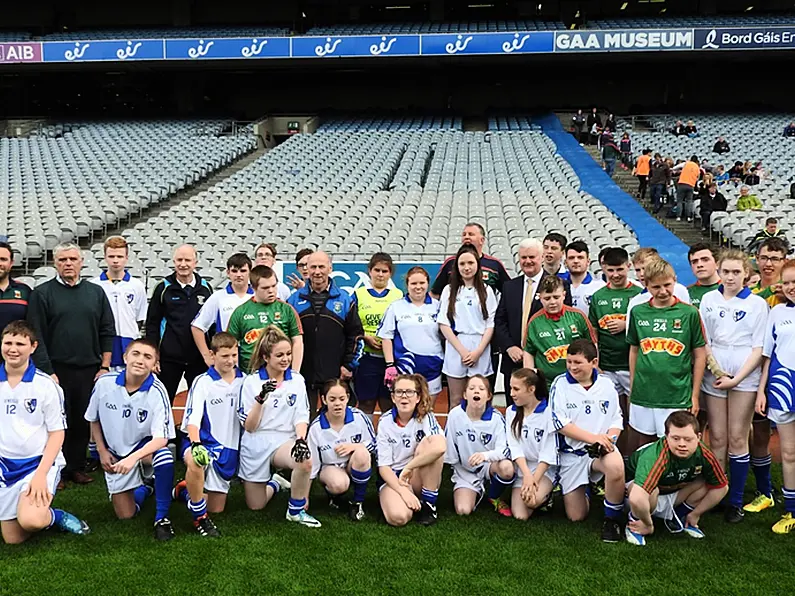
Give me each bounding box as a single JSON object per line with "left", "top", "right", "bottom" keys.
{"left": 630, "top": 404, "right": 685, "bottom": 437}
{"left": 239, "top": 431, "right": 293, "bottom": 483}
{"left": 104, "top": 459, "right": 154, "bottom": 496}
{"left": 451, "top": 464, "right": 491, "bottom": 494}
{"left": 626, "top": 481, "right": 678, "bottom": 519}
{"left": 559, "top": 453, "right": 604, "bottom": 495}
{"left": 181, "top": 448, "right": 232, "bottom": 494}
{"left": 702, "top": 346, "right": 761, "bottom": 398}
{"left": 603, "top": 370, "right": 631, "bottom": 397}
{"left": 513, "top": 463, "right": 558, "bottom": 488}
{"left": 0, "top": 464, "right": 62, "bottom": 522}
{"left": 767, "top": 408, "right": 795, "bottom": 426}
{"left": 443, "top": 333, "right": 493, "bottom": 378}
{"left": 426, "top": 375, "right": 443, "bottom": 396}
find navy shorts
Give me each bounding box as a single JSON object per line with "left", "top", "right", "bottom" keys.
{"left": 353, "top": 353, "right": 390, "bottom": 402}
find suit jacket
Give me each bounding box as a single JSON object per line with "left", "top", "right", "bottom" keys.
{"left": 494, "top": 272, "right": 573, "bottom": 374}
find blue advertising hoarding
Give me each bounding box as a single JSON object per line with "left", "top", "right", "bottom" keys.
{"left": 164, "top": 37, "right": 290, "bottom": 60}
{"left": 291, "top": 35, "right": 420, "bottom": 58}
{"left": 421, "top": 31, "right": 554, "bottom": 56}
{"left": 42, "top": 39, "right": 165, "bottom": 62}
{"left": 282, "top": 262, "right": 442, "bottom": 295}
{"left": 694, "top": 26, "right": 795, "bottom": 50}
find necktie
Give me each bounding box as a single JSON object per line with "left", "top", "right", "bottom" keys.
{"left": 521, "top": 276, "right": 534, "bottom": 347}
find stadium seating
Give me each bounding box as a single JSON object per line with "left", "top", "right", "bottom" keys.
{"left": 589, "top": 13, "right": 795, "bottom": 29}
{"left": 0, "top": 120, "right": 256, "bottom": 270}
{"left": 41, "top": 27, "right": 290, "bottom": 40}
{"left": 77, "top": 118, "right": 637, "bottom": 290}
{"left": 0, "top": 31, "right": 31, "bottom": 41}
{"left": 307, "top": 20, "right": 566, "bottom": 35}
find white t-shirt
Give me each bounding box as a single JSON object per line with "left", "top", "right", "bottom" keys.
{"left": 376, "top": 409, "right": 442, "bottom": 471}
{"left": 504, "top": 400, "right": 557, "bottom": 467}
{"left": 444, "top": 401, "right": 509, "bottom": 472}
{"left": 377, "top": 295, "right": 444, "bottom": 381}
{"left": 90, "top": 271, "right": 148, "bottom": 367}
{"left": 192, "top": 283, "right": 255, "bottom": 333}
{"left": 307, "top": 406, "right": 376, "bottom": 479}
{"left": 238, "top": 368, "right": 310, "bottom": 435}
{"left": 559, "top": 272, "right": 606, "bottom": 319}
{"left": 700, "top": 286, "right": 768, "bottom": 350}
{"left": 437, "top": 285, "right": 497, "bottom": 335}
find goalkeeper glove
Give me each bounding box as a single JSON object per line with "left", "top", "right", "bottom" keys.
{"left": 256, "top": 379, "right": 278, "bottom": 404}
{"left": 191, "top": 442, "right": 210, "bottom": 467}
{"left": 384, "top": 365, "right": 398, "bottom": 389}
{"left": 291, "top": 438, "right": 310, "bottom": 463}
{"left": 587, "top": 442, "right": 608, "bottom": 459}
{"left": 707, "top": 355, "right": 730, "bottom": 379}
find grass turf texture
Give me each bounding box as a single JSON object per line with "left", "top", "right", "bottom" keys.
{"left": 0, "top": 465, "right": 791, "bottom": 596}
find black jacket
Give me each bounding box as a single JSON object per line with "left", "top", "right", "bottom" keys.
{"left": 494, "top": 273, "right": 573, "bottom": 374}
{"left": 699, "top": 191, "right": 727, "bottom": 214}
{"left": 713, "top": 140, "right": 730, "bottom": 154}
{"left": 145, "top": 272, "right": 213, "bottom": 364}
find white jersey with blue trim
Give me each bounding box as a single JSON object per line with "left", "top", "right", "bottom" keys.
{"left": 549, "top": 371, "right": 623, "bottom": 454}
{"left": 763, "top": 302, "right": 795, "bottom": 413}
{"left": 239, "top": 368, "right": 310, "bottom": 435}
{"left": 700, "top": 286, "right": 767, "bottom": 350}
{"left": 182, "top": 366, "right": 244, "bottom": 450}
{"left": 437, "top": 285, "right": 497, "bottom": 335}
{"left": 377, "top": 295, "right": 444, "bottom": 381}
{"left": 559, "top": 272, "right": 605, "bottom": 318}
{"left": 192, "top": 283, "right": 254, "bottom": 333}
{"left": 307, "top": 406, "right": 376, "bottom": 479}
{"left": 0, "top": 362, "right": 66, "bottom": 486}
{"left": 444, "top": 401, "right": 509, "bottom": 472}
{"left": 85, "top": 371, "right": 175, "bottom": 458}
{"left": 376, "top": 409, "right": 441, "bottom": 471}
{"left": 505, "top": 401, "right": 557, "bottom": 467}
{"left": 90, "top": 271, "right": 147, "bottom": 367}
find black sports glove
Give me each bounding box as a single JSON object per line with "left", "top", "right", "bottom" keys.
{"left": 256, "top": 379, "right": 278, "bottom": 404}
{"left": 291, "top": 438, "right": 310, "bottom": 463}
{"left": 587, "top": 442, "right": 608, "bottom": 459}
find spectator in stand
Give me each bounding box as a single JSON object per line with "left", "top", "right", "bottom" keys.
{"left": 672, "top": 155, "right": 701, "bottom": 222}
{"left": 754, "top": 161, "right": 769, "bottom": 180}
{"left": 587, "top": 108, "right": 601, "bottom": 132}
{"left": 589, "top": 122, "right": 601, "bottom": 146}
{"left": 737, "top": 186, "right": 763, "bottom": 212}
{"left": 619, "top": 133, "right": 632, "bottom": 170}
{"left": 633, "top": 149, "right": 652, "bottom": 201}
{"left": 747, "top": 217, "right": 789, "bottom": 254}
{"left": 685, "top": 120, "right": 699, "bottom": 138}
{"left": 605, "top": 113, "right": 617, "bottom": 133}
{"left": 572, "top": 109, "right": 586, "bottom": 144}
{"left": 742, "top": 160, "right": 754, "bottom": 178}
{"left": 671, "top": 120, "right": 686, "bottom": 136}
{"left": 713, "top": 136, "right": 730, "bottom": 155}
{"left": 698, "top": 183, "right": 727, "bottom": 233}
{"left": 601, "top": 133, "right": 620, "bottom": 178}
{"left": 728, "top": 161, "right": 744, "bottom": 184}
{"left": 783, "top": 121, "right": 795, "bottom": 137}
{"left": 714, "top": 164, "right": 729, "bottom": 185}
{"left": 648, "top": 154, "right": 671, "bottom": 214}
{"left": 745, "top": 167, "right": 761, "bottom": 187}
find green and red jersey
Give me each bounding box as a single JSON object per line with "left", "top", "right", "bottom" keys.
{"left": 227, "top": 298, "right": 302, "bottom": 372}
{"left": 588, "top": 283, "right": 643, "bottom": 371}
{"left": 686, "top": 281, "right": 720, "bottom": 310}
{"left": 524, "top": 306, "right": 596, "bottom": 386}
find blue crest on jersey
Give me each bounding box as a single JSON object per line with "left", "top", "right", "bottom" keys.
{"left": 137, "top": 408, "right": 148, "bottom": 423}
{"left": 333, "top": 301, "right": 343, "bottom": 314}
{"left": 415, "top": 430, "right": 426, "bottom": 443}
{"left": 733, "top": 310, "right": 747, "bottom": 322}
{"left": 534, "top": 428, "right": 544, "bottom": 442}
{"left": 126, "top": 293, "right": 135, "bottom": 304}
{"left": 600, "top": 400, "right": 609, "bottom": 415}
{"left": 287, "top": 394, "right": 297, "bottom": 406}
{"left": 585, "top": 295, "right": 593, "bottom": 305}
{"left": 480, "top": 432, "right": 493, "bottom": 445}
{"left": 351, "top": 433, "right": 362, "bottom": 443}
{"left": 24, "top": 398, "right": 37, "bottom": 414}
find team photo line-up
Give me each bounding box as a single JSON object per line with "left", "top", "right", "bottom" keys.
{"left": 1, "top": 222, "right": 794, "bottom": 546}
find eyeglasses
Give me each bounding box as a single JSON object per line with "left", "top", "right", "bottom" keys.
{"left": 758, "top": 256, "right": 784, "bottom": 264}
{"left": 393, "top": 389, "right": 418, "bottom": 398}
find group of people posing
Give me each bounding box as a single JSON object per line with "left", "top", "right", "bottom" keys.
{"left": 1, "top": 224, "right": 794, "bottom": 549}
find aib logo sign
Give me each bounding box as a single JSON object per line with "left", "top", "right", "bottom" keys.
{"left": 0, "top": 43, "right": 42, "bottom": 64}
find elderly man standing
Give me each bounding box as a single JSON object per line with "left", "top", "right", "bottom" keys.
{"left": 145, "top": 244, "right": 213, "bottom": 402}
{"left": 494, "top": 238, "right": 572, "bottom": 404}
{"left": 27, "top": 243, "right": 115, "bottom": 484}
{"left": 288, "top": 251, "right": 363, "bottom": 417}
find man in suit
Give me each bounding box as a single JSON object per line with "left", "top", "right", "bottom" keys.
{"left": 494, "top": 238, "right": 572, "bottom": 404}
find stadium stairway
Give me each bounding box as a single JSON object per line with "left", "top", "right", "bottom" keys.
{"left": 536, "top": 114, "right": 695, "bottom": 284}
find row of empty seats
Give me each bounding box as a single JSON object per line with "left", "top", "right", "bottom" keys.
{"left": 41, "top": 27, "right": 290, "bottom": 40}
{"left": 317, "top": 116, "right": 462, "bottom": 133}
{"left": 488, "top": 116, "right": 537, "bottom": 131}
{"left": 590, "top": 13, "right": 795, "bottom": 29}
{"left": 73, "top": 122, "right": 638, "bottom": 290}
{"left": 306, "top": 20, "right": 567, "bottom": 34}
{"left": 0, "top": 120, "right": 256, "bottom": 266}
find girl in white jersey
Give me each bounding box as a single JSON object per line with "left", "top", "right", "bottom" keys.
{"left": 506, "top": 368, "right": 558, "bottom": 520}
{"left": 377, "top": 374, "right": 446, "bottom": 527}
{"left": 438, "top": 245, "right": 498, "bottom": 408}
{"left": 445, "top": 375, "right": 514, "bottom": 517}
{"left": 239, "top": 326, "right": 320, "bottom": 528}
{"left": 756, "top": 261, "right": 795, "bottom": 534}
{"left": 307, "top": 379, "right": 376, "bottom": 522}
{"left": 379, "top": 267, "right": 444, "bottom": 398}
{"left": 700, "top": 250, "right": 768, "bottom": 523}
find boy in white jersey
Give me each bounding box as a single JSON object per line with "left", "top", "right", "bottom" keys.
{"left": 85, "top": 339, "right": 177, "bottom": 541}
{"left": 308, "top": 379, "right": 375, "bottom": 521}
{"left": 378, "top": 374, "right": 445, "bottom": 526}
{"left": 559, "top": 241, "right": 604, "bottom": 318}
{"left": 0, "top": 321, "right": 90, "bottom": 544}
{"left": 191, "top": 253, "right": 253, "bottom": 367}
{"left": 550, "top": 339, "right": 625, "bottom": 543}
{"left": 445, "top": 375, "right": 514, "bottom": 517}
{"left": 172, "top": 333, "right": 244, "bottom": 537}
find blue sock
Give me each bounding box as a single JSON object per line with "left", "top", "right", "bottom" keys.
{"left": 728, "top": 452, "right": 751, "bottom": 508}
{"left": 266, "top": 479, "right": 280, "bottom": 495}
{"left": 133, "top": 484, "right": 153, "bottom": 514}
{"left": 152, "top": 447, "right": 174, "bottom": 522}
{"left": 488, "top": 473, "right": 514, "bottom": 500}
{"left": 752, "top": 455, "right": 773, "bottom": 497}
{"left": 783, "top": 487, "right": 795, "bottom": 515}
{"left": 188, "top": 498, "right": 208, "bottom": 520}
{"left": 674, "top": 501, "right": 694, "bottom": 522}
{"left": 47, "top": 508, "right": 65, "bottom": 529}
{"left": 421, "top": 487, "right": 438, "bottom": 506}
{"left": 88, "top": 442, "right": 99, "bottom": 461}
{"left": 604, "top": 498, "right": 623, "bottom": 521}
{"left": 288, "top": 497, "right": 307, "bottom": 516}
{"left": 350, "top": 468, "right": 371, "bottom": 504}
